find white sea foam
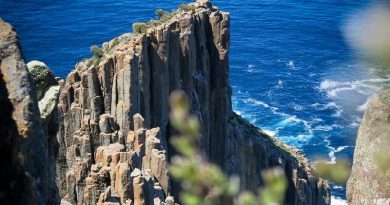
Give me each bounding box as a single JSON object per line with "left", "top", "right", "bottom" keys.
{"left": 288, "top": 102, "right": 304, "bottom": 111}
{"left": 279, "top": 115, "right": 306, "bottom": 125}
{"left": 311, "top": 102, "right": 340, "bottom": 110}
{"left": 319, "top": 78, "right": 390, "bottom": 99}
{"left": 247, "top": 64, "right": 256, "bottom": 73}
{"left": 312, "top": 117, "right": 324, "bottom": 122}
{"left": 244, "top": 98, "right": 270, "bottom": 108}
{"left": 276, "top": 80, "right": 284, "bottom": 88}
{"left": 243, "top": 97, "right": 315, "bottom": 146}
{"left": 333, "top": 185, "right": 344, "bottom": 190}
{"left": 349, "top": 121, "right": 360, "bottom": 127}
{"left": 277, "top": 115, "right": 314, "bottom": 141}
{"left": 314, "top": 124, "right": 341, "bottom": 131}
{"left": 332, "top": 108, "right": 343, "bottom": 117}
{"left": 324, "top": 138, "right": 331, "bottom": 146}
{"left": 350, "top": 115, "right": 362, "bottom": 127}
{"left": 327, "top": 146, "right": 350, "bottom": 163}
{"left": 243, "top": 98, "right": 291, "bottom": 118}
{"left": 244, "top": 98, "right": 272, "bottom": 117}
{"left": 328, "top": 86, "right": 356, "bottom": 97}
{"left": 296, "top": 134, "right": 313, "bottom": 142}
{"left": 332, "top": 196, "right": 347, "bottom": 205}
{"left": 356, "top": 96, "right": 374, "bottom": 112}
{"left": 263, "top": 129, "right": 276, "bottom": 137}
{"left": 286, "top": 60, "right": 297, "bottom": 70}
{"left": 320, "top": 79, "right": 340, "bottom": 90}
{"left": 310, "top": 102, "right": 344, "bottom": 117}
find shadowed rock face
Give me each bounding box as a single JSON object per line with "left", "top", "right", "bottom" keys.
{"left": 0, "top": 19, "right": 59, "bottom": 205}
{"left": 55, "top": 2, "right": 329, "bottom": 205}
{"left": 0, "top": 22, "right": 30, "bottom": 204}
{"left": 347, "top": 88, "right": 390, "bottom": 205}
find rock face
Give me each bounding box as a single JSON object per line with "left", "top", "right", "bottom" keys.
{"left": 55, "top": 1, "right": 329, "bottom": 205}
{"left": 27, "top": 60, "right": 62, "bottom": 204}
{"left": 0, "top": 19, "right": 59, "bottom": 204}
{"left": 347, "top": 88, "right": 390, "bottom": 205}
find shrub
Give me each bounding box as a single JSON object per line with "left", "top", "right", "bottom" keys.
{"left": 86, "top": 59, "right": 93, "bottom": 68}
{"left": 110, "top": 37, "right": 119, "bottom": 49}
{"left": 93, "top": 57, "right": 102, "bottom": 67}
{"left": 80, "top": 57, "right": 88, "bottom": 63}
{"left": 179, "top": 3, "right": 195, "bottom": 12}
{"left": 160, "top": 12, "right": 176, "bottom": 23}
{"left": 155, "top": 8, "right": 168, "bottom": 18}
{"left": 132, "top": 22, "right": 147, "bottom": 34}
{"left": 90, "top": 45, "right": 104, "bottom": 58}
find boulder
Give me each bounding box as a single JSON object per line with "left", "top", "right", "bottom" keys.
{"left": 27, "top": 60, "right": 58, "bottom": 100}
{"left": 27, "top": 60, "right": 60, "bottom": 121}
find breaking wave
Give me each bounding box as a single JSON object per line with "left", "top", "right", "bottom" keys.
{"left": 319, "top": 78, "right": 390, "bottom": 98}
{"left": 310, "top": 102, "right": 344, "bottom": 117}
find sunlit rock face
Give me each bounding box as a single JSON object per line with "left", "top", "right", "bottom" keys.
{"left": 347, "top": 88, "right": 390, "bottom": 205}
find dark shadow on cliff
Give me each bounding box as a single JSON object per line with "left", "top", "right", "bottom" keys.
{"left": 47, "top": 108, "right": 61, "bottom": 205}
{"left": 0, "top": 71, "right": 32, "bottom": 205}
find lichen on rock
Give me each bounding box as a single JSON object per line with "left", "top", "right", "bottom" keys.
{"left": 347, "top": 88, "right": 390, "bottom": 205}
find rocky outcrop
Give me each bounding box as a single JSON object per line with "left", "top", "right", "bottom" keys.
{"left": 0, "top": 19, "right": 59, "bottom": 204}
{"left": 27, "top": 60, "right": 60, "bottom": 121}
{"left": 59, "top": 114, "right": 172, "bottom": 205}
{"left": 55, "top": 1, "right": 330, "bottom": 204}
{"left": 347, "top": 88, "right": 390, "bottom": 205}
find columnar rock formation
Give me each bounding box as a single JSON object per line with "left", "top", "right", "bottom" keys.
{"left": 55, "top": 1, "right": 329, "bottom": 205}
{"left": 347, "top": 88, "right": 390, "bottom": 205}
{"left": 0, "top": 1, "right": 330, "bottom": 205}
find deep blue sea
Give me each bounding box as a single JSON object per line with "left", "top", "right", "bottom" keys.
{"left": 2, "top": 0, "right": 389, "bottom": 203}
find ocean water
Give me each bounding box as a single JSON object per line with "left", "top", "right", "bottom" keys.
{"left": 1, "top": 0, "right": 388, "bottom": 203}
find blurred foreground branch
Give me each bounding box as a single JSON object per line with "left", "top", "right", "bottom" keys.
{"left": 168, "top": 91, "right": 287, "bottom": 205}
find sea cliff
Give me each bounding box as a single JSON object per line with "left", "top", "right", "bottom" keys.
{"left": 347, "top": 88, "right": 390, "bottom": 205}
{"left": 0, "top": 1, "right": 330, "bottom": 204}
